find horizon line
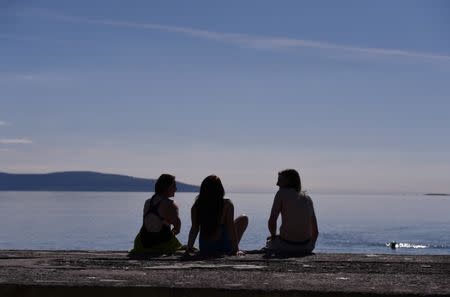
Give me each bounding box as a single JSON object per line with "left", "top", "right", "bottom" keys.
{"left": 0, "top": 170, "right": 439, "bottom": 196}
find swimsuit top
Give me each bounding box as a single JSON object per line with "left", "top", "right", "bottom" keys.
{"left": 143, "top": 196, "right": 166, "bottom": 232}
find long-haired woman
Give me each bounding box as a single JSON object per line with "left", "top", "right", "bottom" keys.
{"left": 130, "top": 173, "right": 182, "bottom": 254}
{"left": 186, "top": 175, "right": 248, "bottom": 255}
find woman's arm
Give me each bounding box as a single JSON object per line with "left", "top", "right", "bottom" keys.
{"left": 161, "top": 200, "right": 181, "bottom": 234}
{"left": 186, "top": 206, "right": 199, "bottom": 252}
{"left": 225, "top": 201, "right": 239, "bottom": 254}
{"left": 311, "top": 205, "right": 319, "bottom": 246}
{"left": 268, "top": 192, "right": 281, "bottom": 237}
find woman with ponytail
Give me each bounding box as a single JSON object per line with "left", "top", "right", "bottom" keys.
{"left": 185, "top": 175, "right": 248, "bottom": 255}
{"left": 130, "top": 174, "right": 182, "bottom": 254}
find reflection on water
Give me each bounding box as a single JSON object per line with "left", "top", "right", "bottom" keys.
{"left": 0, "top": 192, "right": 449, "bottom": 255}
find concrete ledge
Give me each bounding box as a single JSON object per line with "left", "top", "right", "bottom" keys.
{"left": 0, "top": 250, "right": 449, "bottom": 296}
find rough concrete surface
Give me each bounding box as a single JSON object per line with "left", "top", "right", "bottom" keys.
{"left": 0, "top": 250, "right": 449, "bottom": 296}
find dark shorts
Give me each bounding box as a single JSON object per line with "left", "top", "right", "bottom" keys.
{"left": 140, "top": 224, "right": 173, "bottom": 248}
{"left": 199, "top": 226, "right": 232, "bottom": 255}
{"left": 199, "top": 238, "right": 232, "bottom": 255}
{"left": 266, "top": 236, "right": 314, "bottom": 254}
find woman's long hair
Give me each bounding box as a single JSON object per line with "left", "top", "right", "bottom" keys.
{"left": 194, "top": 175, "right": 225, "bottom": 238}
{"left": 152, "top": 174, "right": 175, "bottom": 199}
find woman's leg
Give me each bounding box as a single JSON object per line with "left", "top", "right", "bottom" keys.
{"left": 234, "top": 215, "right": 249, "bottom": 244}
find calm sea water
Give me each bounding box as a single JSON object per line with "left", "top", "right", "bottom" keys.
{"left": 0, "top": 192, "right": 449, "bottom": 255}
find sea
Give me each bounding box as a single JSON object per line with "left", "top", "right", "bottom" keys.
{"left": 0, "top": 192, "right": 449, "bottom": 255}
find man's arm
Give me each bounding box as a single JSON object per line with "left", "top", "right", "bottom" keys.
{"left": 310, "top": 202, "right": 319, "bottom": 245}
{"left": 268, "top": 192, "right": 281, "bottom": 237}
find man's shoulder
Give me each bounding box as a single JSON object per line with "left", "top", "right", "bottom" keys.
{"left": 277, "top": 188, "right": 298, "bottom": 198}
{"left": 300, "top": 193, "right": 314, "bottom": 205}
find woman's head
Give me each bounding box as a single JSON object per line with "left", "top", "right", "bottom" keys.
{"left": 277, "top": 169, "right": 301, "bottom": 192}
{"left": 199, "top": 175, "right": 225, "bottom": 199}
{"left": 195, "top": 175, "right": 225, "bottom": 237}
{"left": 154, "top": 174, "right": 176, "bottom": 198}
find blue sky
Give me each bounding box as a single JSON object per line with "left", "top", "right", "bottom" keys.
{"left": 1, "top": 1, "right": 449, "bottom": 193}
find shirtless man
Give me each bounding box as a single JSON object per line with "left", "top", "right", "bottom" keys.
{"left": 267, "top": 169, "right": 319, "bottom": 254}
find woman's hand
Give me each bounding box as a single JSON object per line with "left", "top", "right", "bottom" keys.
{"left": 183, "top": 246, "right": 195, "bottom": 255}
{"left": 232, "top": 250, "right": 245, "bottom": 256}
{"left": 172, "top": 226, "right": 180, "bottom": 235}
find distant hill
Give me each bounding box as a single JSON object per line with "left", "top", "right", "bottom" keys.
{"left": 0, "top": 172, "right": 199, "bottom": 192}
{"left": 425, "top": 193, "right": 450, "bottom": 196}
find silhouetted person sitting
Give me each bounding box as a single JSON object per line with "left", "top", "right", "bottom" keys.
{"left": 266, "top": 169, "right": 319, "bottom": 255}
{"left": 185, "top": 175, "right": 248, "bottom": 256}
{"left": 130, "top": 174, "right": 182, "bottom": 254}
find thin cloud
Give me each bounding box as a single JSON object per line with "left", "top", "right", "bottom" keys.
{"left": 0, "top": 121, "right": 10, "bottom": 126}
{"left": 0, "top": 72, "right": 72, "bottom": 82}
{"left": 30, "top": 9, "right": 450, "bottom": 62}
{"left": 0, "top": 33, "right": 83, "bottom": 46}
{"left": 0, "top": 33, "right": 45, "bottom": 42}
{"left": 0, "top": 138, "right": 33, "bottom": 144}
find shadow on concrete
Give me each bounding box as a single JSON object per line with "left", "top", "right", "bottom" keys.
{"left": 262, "top": 252, "right": 315, "bottom": 259}
{"left": 127, "top": 249, "right": 315, "bottom": 261}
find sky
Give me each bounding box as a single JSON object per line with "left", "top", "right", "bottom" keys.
{"left": 1, "top": 1, "right": 449, "bottom": 194}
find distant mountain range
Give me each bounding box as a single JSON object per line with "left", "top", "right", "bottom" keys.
{"left": 0, "top": 172, "right": 199, "bottom": 192}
